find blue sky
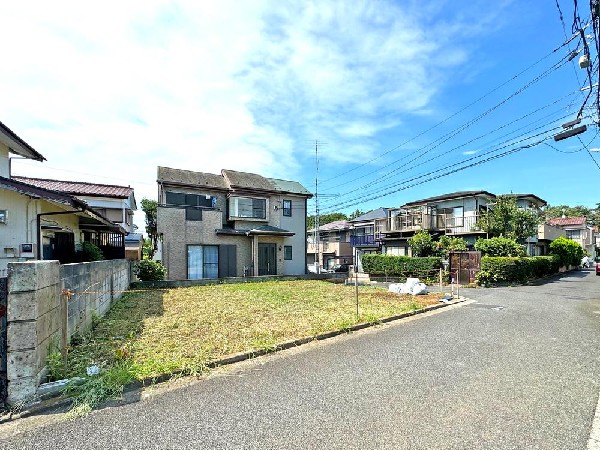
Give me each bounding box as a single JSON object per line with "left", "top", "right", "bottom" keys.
{"left": 1, "top": 1, "right": 598, "bottom": 231}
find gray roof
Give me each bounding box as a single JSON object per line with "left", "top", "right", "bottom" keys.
{"left": 0, "top": 120, "right": 46, "bottom": 162}
{"left": 158, "top": 166, "right": 312, "bottom": 198}
{"left": 308, "top": 219, "right": 349, "bottom": 233}
{"left": 403, "top": 190, "right": 496, "bottom": 207}
{"left": 349, "top": 208, "right": 389, "bottom": 223}
{"left": 268, "top": 178, "right": 313, "bottom": 197}
{"left": 216, "top": 225, "right": 294, "bottom": 236}
{"left": 158, "top": 166, "right": 228, "bottom": 190}
{"left": 508, "top": 193, "right": 547, "bottom": 207}
{"left": 125, "top": 233, "right": 143, "bottom": 242}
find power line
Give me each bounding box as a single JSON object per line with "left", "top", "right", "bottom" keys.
{"left": 320, "top": 99, "right": 580, "bottom": 209}
{"left": 320, "top": 49, "right": 575, "bottom": 198}
{"left": 319, "top": 33, "right": 581, "bottom": 186}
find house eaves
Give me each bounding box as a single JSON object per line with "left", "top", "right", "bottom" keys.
{"left": 402, "top": 190, "right": 496, "bottom": 207}
{"left": 0, "top": 120, "right": 46, "bottom": 162}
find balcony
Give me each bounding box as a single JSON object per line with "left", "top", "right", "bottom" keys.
{"left": 350, "top": 234, "right": 382, "bottom": 247}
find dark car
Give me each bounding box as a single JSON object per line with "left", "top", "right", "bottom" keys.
{"left": 596, "top": 263, "right": 600, "bottom": 276}
{"left": 332, "top": 263, "right": 350, "bottom": 273}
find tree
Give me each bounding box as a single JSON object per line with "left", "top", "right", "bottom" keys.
{"left": 141, "top": 198, "right": 158, "bottom": 259}
{"left": 348, "top": 209, "right": 365, "bottom": 220}
{"left": 436, "top": 235, "right": 467, "bottom": 258}
{"left": 476, "top": 195, "right": 539, "bottom": 242}
{"left": 408, "top": 230, "right": 436, "bottom": 256}
{"left": 307, "top": 212, "right": 348, "bottom": 230}
{"left": 543, "top": 204, "right": 600, "bottom": 227}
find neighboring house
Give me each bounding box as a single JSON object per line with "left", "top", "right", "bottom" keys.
{"left": 380, "top": 191, "right": 496, "bottom": 256}
{"left": 13, "top": 177, "right": 137, "bottom": 234}
{"left": 307, "top": 220, "right": 353, "bottom": 270}
{"left": 125, "top": 232, "right": 144, "bottom": 261}
{"left": 156, "top": 167, "right": 313, "bottom": 280}
{"left": 547, "top": 216, "right": 596, "bottom": 258}
{"left": 379, "top": 191, "right": 549, "bottom": 257}
{"left": 0, "top": 121, "right": 125, "bottom": 274}
{"left": 349, "top": 208, "right": 389, "bottom": 272}
{"left": 13, "top": 177, "right": 142, "bottom": 260}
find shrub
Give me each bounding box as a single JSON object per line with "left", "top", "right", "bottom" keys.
{"left": 361, "top": 254, "right": 442, "bottom": 283}
{"left": 408, "top": 230, "right": 436, "bottom": 256}
{"left": 81, "top": 242, "right": 104, "bottom": 261}
{"left": 475, "top": 255, "right": 559, "bottom": 285}
{"left": 474, "top": 237, "right": 525, "bottom": 257}
{"left": 436, "top": 235, "right": 467, "bottom": 258}
{"left": 549, "top": 236, "right": 584, "bottom": 267}
{"left": 134, "top": 260, "right": 166, "bottom": 281}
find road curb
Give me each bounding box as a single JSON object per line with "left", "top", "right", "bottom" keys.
{"left": 1, "top": 296, "right": 466, "bottom": 421}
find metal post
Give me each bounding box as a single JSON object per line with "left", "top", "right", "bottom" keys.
{"left": 439, "top": 267, "right": 443, "bottom": 292}
{"left": 355, "top": 272, "right": 359, "bottom": 320}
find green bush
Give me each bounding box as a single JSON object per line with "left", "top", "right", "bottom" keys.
{"left": 475, "top": 255, "right": 559, "bottom": 285}
{"left": 474, "top": 237, "right": 525, "bottom": 257}
{"left": 549, "top": 236, "right": 584, "bottom": 267}
{"left": 361, "top": 254, "right": 442, "bottom": 283}
{"left": 81, "top": 242, "right": 104, "bottom": 261}
{"left": 134, "top": 260, "right": 166, "bottom": 281}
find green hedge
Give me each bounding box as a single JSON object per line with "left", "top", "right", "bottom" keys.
{"left": 361, "top": 254, "right": 442, "bottom": 283}
{"left": 476, "top": 255, "right": 560, "bottom": 285}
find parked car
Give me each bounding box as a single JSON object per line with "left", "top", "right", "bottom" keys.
{"left": 596, "top": 263, "right": 600, "bottom": 276}
{"left": 331, "top": 263, "right": 350, "bottom": 273}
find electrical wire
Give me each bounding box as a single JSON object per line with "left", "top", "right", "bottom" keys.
{"left": 319, "top": 32, "right": 583, "bottom": 185}
{"left": 320, "top": 97, "right": 580, "bottom": 209}
{"left": 319, "top": 49, "right": 576, "bottom": 199}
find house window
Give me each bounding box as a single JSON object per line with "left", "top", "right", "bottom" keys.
{"left": 284, "top": 245, "right": 292, "bottom": 260}
{"left": 165, "top": 191, "right": 215, "bottom": 221}
{"left": 283, "top": 200, "right": 292, "bottom": 217}
{"left": 187, "top": 245, "right": 219, "bottom": 279}
{"left": 566, "top": 229, "right": 581, "bottom": 240}
{"left": 452, "top": 206, "right": 464, "bottom": 227}
{"left": 230, "top": 197, "right": 267, "bottom": 219}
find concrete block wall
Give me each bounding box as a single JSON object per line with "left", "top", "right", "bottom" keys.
{"left": 6, "top": 261, "right": 63, "bottom": 404}
{"left": 61, "top": 260, "right": 130, "bottom": 338}
{"left": 6, "top": 259, "right": 130, "bottom": 404}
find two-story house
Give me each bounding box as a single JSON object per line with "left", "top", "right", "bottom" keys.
{"left": 0, "top": 120, "right": 125, "bottom": 274}
{"left": 13, "top": 177, "right": 142, "bottom": 260}
{"left": 547, "top": 216, "right": 596, "bottom": 258}
{"left": 156, "top": 167, "right": 312, "bottom": 280}
{"left": 379, "top": 191, "right": 548, "bottom": 256}
{"left": 307, "top": 220, "right": 353, "bottom": 270}
{"left": 349, "top": 208, "right": 389, "bottom": 272}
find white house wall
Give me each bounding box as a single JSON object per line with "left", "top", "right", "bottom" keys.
{"left": 0, "top": 143, "right": 9, "bottom": 178}
{"left": 278, "top": 195, "right": 307, "bottom": 275}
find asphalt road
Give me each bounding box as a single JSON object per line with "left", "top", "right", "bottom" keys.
{"left": 2, "top": 270, "right": 600, "bottom": 449}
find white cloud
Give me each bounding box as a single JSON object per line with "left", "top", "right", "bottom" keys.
{"left": 0, "top": 0, "right": 506, "bottom": 230}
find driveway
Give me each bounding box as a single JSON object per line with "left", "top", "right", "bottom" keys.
{"left": 1, "top": 270, "right": 600, "bottom": 449}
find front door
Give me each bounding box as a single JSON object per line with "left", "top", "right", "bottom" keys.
{"left": 258, "top": 243, "right": 277, "bottom": 275}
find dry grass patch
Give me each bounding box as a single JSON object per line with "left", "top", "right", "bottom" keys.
{"left": 58, "top": 280, "right": 442, "bottom": 413}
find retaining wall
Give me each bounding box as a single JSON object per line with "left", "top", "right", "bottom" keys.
{"left": 6, "top": 259, "right": 130, "bottom": 404}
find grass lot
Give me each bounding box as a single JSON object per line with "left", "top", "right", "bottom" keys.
{"left": 55, "top": 280, "right": 442, "bottom": 415}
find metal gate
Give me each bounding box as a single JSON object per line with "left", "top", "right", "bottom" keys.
{"left": 449, "top": 251, "right": 481, "bottom": 285}
{"left": 0, "top": 277, "right": 7, "bottom": 405}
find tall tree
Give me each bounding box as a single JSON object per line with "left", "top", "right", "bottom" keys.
{"left": 543, "top": 204, "right": 599, "bottom": 227}
{"left": 476, "top": 195, "right": 539, "bottom": 242}
{"left": 141, "top": 198, "right": 158, "bottom": 259}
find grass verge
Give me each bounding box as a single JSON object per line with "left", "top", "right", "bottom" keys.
{"left": 54, "top": 280, "right": 443, "bottom": 416}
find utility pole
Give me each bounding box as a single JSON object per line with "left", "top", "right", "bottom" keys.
{"left": 314, "top": 140, "right": 320, "bottom": 274}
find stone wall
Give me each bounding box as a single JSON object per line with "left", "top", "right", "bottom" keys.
{"left": 6, "top": 259, "right": 130, "bottom": 404}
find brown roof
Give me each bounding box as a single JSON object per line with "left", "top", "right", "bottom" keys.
{"left": 158, "top": 166, "right": 228, "bottom": 190}
{"left": 547, "top": 217, "right": 587, "bottom": 226}
{"left": 13, "top": 176, "right": 133, "bottom": 198}
{"left": 222, "top": 169, "right": 274, "bottom": 191}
